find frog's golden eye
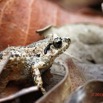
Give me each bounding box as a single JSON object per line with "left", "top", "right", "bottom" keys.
{"left": 53, "top": 37, "right": 62, "bottom": 48}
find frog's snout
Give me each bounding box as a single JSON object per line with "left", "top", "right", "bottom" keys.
{"left": 64, "top": 38, "right": 71, "bottom": 44}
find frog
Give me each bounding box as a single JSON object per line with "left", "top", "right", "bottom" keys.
{"left": 0, "top": 36, "right": 71, "bottom": 94}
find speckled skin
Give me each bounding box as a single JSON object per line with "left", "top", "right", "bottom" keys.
{"left": 0, "top": 37, "right": 71, "bottom": 94}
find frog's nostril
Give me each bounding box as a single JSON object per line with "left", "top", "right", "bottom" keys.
{"left": 69, "top": 39, "right": 71, "bottom": 43}
{"left": 65, "top": 38, "right": 71, "bottom": 43}
{"left": 68, "top": 38, "right": 71, "bottom": 42}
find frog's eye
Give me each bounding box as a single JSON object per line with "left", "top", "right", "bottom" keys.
{"left": 53, "top": 37, "right": 62, "bottom": 48}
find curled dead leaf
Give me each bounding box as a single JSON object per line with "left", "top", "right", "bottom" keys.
{"left": 37, "top": 23, "right": 103, "bottom": 81}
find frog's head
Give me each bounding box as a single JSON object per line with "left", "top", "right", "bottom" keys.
{"left": 44, "top": 37, "right": 71, "bottom": 57}
{"left": 32, "top": 36, "right": 71, "bottom": 70}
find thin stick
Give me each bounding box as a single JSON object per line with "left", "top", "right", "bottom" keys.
{"left": 0, "top": 86, "right": 39, "bottom": 102}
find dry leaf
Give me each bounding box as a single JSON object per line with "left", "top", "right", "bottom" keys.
{"left": 37, "top": 23, "right": 103, "bottom": 81}
{"left": 0, "top": 0, "right": 103, "bottom": 50}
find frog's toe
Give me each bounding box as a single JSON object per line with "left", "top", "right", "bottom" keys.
{"left": 40, "top": 86, "right": 46, "bottom": 95}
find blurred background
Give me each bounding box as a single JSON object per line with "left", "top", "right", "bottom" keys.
{"left": 48, "top": 0, "right": 103, "bottom": 10}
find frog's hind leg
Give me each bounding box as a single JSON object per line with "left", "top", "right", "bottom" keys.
{"left": 31, "top": 66, "right": 46, "bottom": 94}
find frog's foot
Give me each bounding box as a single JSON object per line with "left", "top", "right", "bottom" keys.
{"left": 31, "top": 66, "right": 46, "bottom": 95}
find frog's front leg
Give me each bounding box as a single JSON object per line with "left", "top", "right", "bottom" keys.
{"left": 31, "top": 65, "right": 46, "bottom": 94}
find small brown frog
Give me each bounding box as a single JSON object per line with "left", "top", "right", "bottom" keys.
{"left": 0, "top": 36, "right": 71, "bottom": 94}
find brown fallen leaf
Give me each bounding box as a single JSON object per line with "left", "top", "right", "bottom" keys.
{"left": 0, "top": 0, "right": 103, "bottom": 50}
